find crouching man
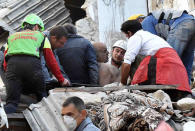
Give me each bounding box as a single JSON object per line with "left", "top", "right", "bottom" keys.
{"left": 4, "top": 14, "right": 70, "bottom": 113}
{"left": 61, "top": 96, "right": 100, "bottom": 131}
{"left": 120, "top": 20, "right": 192, "bottom": 101}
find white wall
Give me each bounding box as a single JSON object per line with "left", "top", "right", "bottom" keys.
{"left": 97, "top": 0, "right": 148, "bottom": 49}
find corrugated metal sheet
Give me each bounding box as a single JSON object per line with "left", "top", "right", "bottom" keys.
{"left": 23, "top": 94, "right": 69, "bottom": 131}
{"left": 23, "top": 88, "right": 107, "bottom": 131}
{"left": 0, "top": 0, "right": 72, "bottom": 34}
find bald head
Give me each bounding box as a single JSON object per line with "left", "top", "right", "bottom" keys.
{"left": 93, "top": 42, "right": 109, "bottom": 63}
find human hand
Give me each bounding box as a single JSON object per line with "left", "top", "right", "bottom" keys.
{"left": 61, "top": 79, "right": 70, "bottom": 87}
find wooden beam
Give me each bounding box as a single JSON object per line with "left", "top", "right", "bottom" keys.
{"left": 52, "top": 85, "right": 177, "bottom": 93}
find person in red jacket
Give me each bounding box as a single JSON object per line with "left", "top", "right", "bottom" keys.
{"left": 120, "top": 20, "right": 191, "bottom": 101}
{"left": 3, "top": 14, "right": 70, "bottom": 113}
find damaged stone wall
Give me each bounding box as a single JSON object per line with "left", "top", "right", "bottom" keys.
{"left": 76, "top": 0, "right": 148, "bottom": 50}
{"left": 75, "top": 0, "right": 127, "bottom": 47}
{"left": 76, "top": 0, "right": 194, "bottom": 49}
{"left": 75, "top": 0, "right": 99, "bottom": 43}
{"left": 148, "top": 0, "right": 195, "bottom": 12}
{"left": 98, "top": 0, "right": 128, "bottom": 50}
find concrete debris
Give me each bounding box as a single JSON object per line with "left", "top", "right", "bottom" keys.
{"left": 190, "top": 10, "right": 195, "bottom": 16}
{"left": 176, "top": 98, "right": 195, "bottom": 111}
{"left": 75, "top": 0, "right": 99, "bottom": 43}
{"left": 76, "top": 17, "right": 99, "bottom": 43}
{"left": 148, "top": 0, "right": 194, "bottom": 12}
{"left": 104, "top": 82, "right": 119, "bottom": 88}
{"left": 183, "top": 121, "right": 195, "bottom": 131}
{"left": 22, "top": 87, "right": 195, "bottom": 131}
{"left": 148, "top": 90, "right": 173, "bottom": 110}
{"left": 0, "top": 103, "right": 8, "bottom": 128}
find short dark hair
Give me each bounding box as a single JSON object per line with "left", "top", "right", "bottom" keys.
{"left": 50, "top": 25, "right": 68, "bottom": 40}
{"left": 121, "top": 20, "right": 142, "bottom": 35}
{"left": 63, "top": 96, "right": 85, "bottom": 112}
{"left": 64, "top": 23, "right": 77, "bottom": 35}
{"left": 23, "top": 22, "right": 41, "bottom": 31}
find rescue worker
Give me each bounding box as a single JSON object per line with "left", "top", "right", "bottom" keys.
{"left": 110, "top": 40, "right": 144, "bottom": 83}
{"left": 3, "top": 14, "right": 69, "bottom": 113}
{"left": 56, "top": 23, "right": 98, "bottom": 85}
{"left": 41, "top": 31, "right": 71, "bottom": 91}
{"left": 120, "top": 20, "right": 191, "bottom": 101}
{"left": 142, "top": 9, "right": 195, "bottom": 84}
{"left": 128, "top": 14, "right": 145, "bottom": 23}
{"left": 109, "top": 40, "right": 127, "bottom": 69}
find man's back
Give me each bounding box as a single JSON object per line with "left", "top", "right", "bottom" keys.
{"left": 56, "top": 34, "right": 98, "bottom": 84}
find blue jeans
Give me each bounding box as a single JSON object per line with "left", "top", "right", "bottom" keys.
{"left": 167, "top": 19, "right": 195, "bottom": 84}
{"left": 41, "top": 51, "right": 70, "bottom": 85}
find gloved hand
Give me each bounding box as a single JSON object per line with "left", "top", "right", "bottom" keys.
{"left": 0, "top": 103, "right": 8, "bottom": 128}
{"left": 61, "top": 78, "right": 70, "bottom": 87}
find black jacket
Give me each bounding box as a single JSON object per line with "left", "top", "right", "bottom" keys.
{"left": 56, "top": 34, "right": 98, "bottom": 84}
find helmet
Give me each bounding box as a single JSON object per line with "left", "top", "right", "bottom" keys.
{"left": 21, "top": 14, "right": 44, "bottom": 31}
{"left": 128, "top": 14, "right": 145, "bottom": 20}
{"left": 113, "top": 40, "right": 127, "bottom": 51}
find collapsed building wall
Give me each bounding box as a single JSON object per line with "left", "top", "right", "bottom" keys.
{"left": 148, "top": 0, "right": 195, "bottom": 12}
{"left": 76, "top": 0, "right": 194, "bottom": 50}
{"left": 76, "top": 0, "right": 148, "bottom": 50}
{"left": 0, "top": 0, "right": 194, "bottom": 47}
{"left": 75, "top": 0, "right": 99, "bottom": 44}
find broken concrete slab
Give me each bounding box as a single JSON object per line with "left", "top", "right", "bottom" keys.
{"left": 176, "top": 98, "right": 195, "bottom": 111}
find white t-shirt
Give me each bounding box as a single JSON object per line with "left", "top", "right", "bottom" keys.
{"left": 124, "top": 30, "right": 171, "bottom": 64}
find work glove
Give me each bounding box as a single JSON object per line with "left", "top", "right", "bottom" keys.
{"left": 61, "top": 78, "right": 70, "bottom": 87}
{"left": 0, "top": 103, "right": 9, "bottom": 128}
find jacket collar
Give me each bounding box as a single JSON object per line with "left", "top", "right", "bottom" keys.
{"left": 76, "top": 117, "right": 92, "bottom": 131}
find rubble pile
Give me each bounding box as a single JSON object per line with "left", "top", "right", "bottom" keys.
{"left": 75, "top": 0, "right": 99, "bottom": 43}
{"left": 65, "top": 88, "right": 195, "bottom": 131}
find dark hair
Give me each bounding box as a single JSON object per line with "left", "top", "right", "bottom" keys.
{"left": 50, "top": 25, "right": 68, "bottom": 40}
{"left": 137, "top": 16, "right": 145, "bottom": 21}
{"left": 64, "top": 23, "right": 77, "bottom": 35}
{"left": 23, "top": 22, "right": 40, "bottom": 31}
{"left": 121, "top": 20, "right": 142, "bottom": 35}
{"left": 63, "top": 96, "right": 85, "bottom": 112}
